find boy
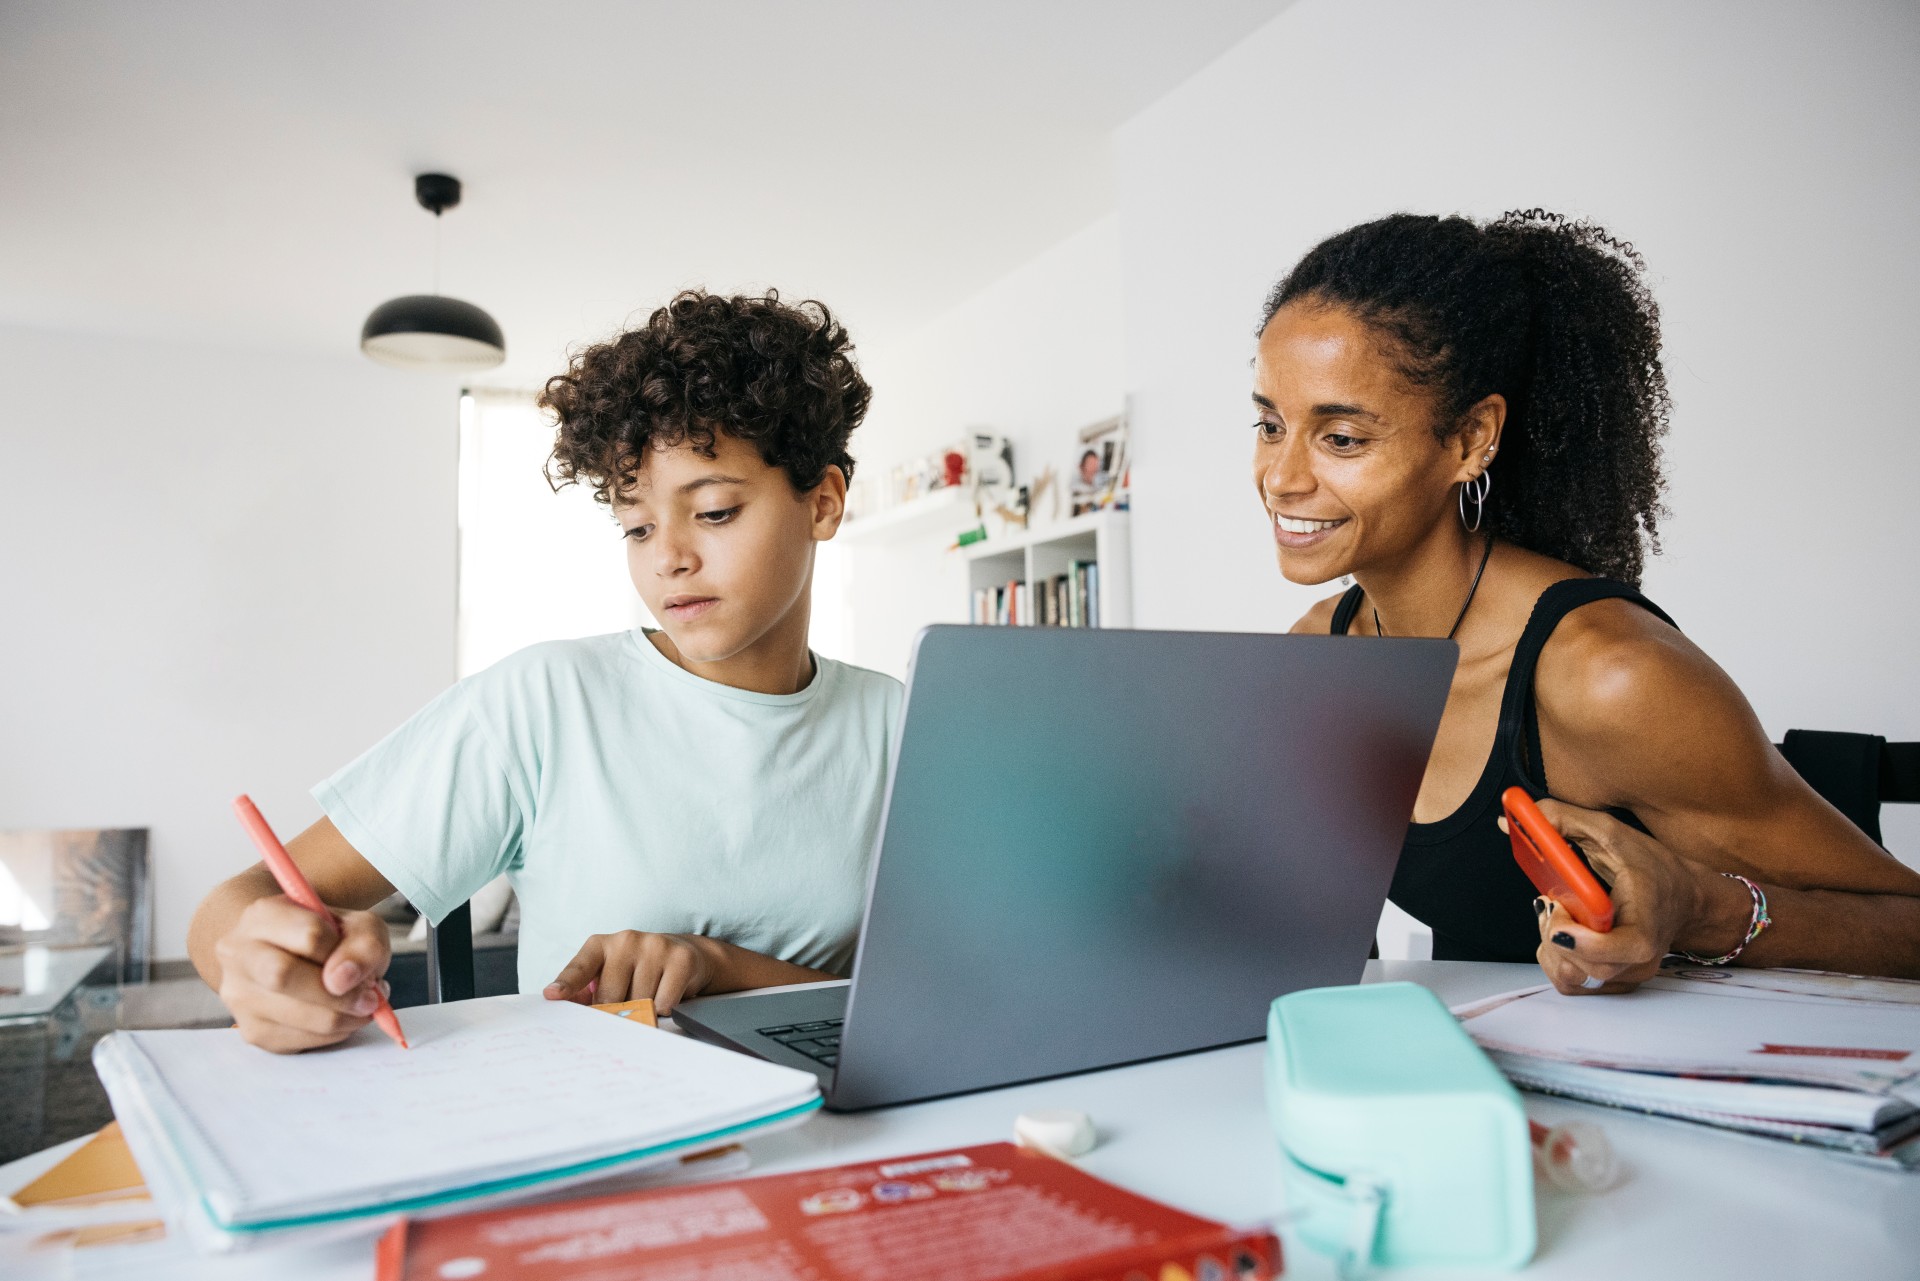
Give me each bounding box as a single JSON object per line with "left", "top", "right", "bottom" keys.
{"left": 188, "top": 291, "right": 902, "bottom": 1052}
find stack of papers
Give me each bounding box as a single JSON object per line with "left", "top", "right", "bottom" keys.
{"left": 91, "top": 994, "right": 821, "bottom": 1251}
{"left": 1455, "top": 968, "right": 1920, "bottom": 1168}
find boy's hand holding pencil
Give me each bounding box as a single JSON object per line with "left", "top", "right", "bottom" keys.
{"left": 217, "top": 795, "right": 407, "bottom": 1054}
{"left": 216, "top": 896, "right": 396, "bottom": 1052}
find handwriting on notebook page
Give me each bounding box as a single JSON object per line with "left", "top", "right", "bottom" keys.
{"left": 127, "top": 997, "right": 811, "bottom": 1211}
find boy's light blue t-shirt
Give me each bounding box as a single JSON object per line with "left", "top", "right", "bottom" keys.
{"left": 314, "top": 630, "right": 902, "bottom": 994}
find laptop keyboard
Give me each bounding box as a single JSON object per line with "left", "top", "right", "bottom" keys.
{"left": 756, "top": 1019, "right": 842, "bottom": 1068}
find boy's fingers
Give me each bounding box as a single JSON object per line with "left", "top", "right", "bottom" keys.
{"left": 236, "top": 1016, "right": 338, "bottom": 1054}
{"left": 628, "top": 951, "right": 669, "bottom": 1011}
{"left": 654, "top": 951, "right": 696, "bottom": 1016}
{"left": 595, "top": 950, "right": 637, "bottom": 1005}
{"left": 245, "top": 896, "right": 340, "bottom": 963}
{"left": 324, "top": 910, "right": 392, "bottom": 996}
{"left": 227, "top": 938, "right": 378, "bottom": 1012}
{"left": 240, "top": 1027, "right": 324, "bottom": 1054}
{"left": 545, "top": 937, "right": 605, "bottom": 999}
{"left": 246, "top": 986, "right": 373, "bottom": 1042}
{"left": 229, "top": 937, "right": 325, "bottom": 999}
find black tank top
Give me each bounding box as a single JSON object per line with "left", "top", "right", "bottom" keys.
{"left": 1331, "top": 578, "right": 1678, "bottom": 961}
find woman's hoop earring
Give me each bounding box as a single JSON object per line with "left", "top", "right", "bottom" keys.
{"left": 1459, "top": 472, "right": 1491, "bottom": 532}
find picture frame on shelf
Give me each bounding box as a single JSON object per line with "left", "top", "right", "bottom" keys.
{"left": 1069, "top": 415, "right": 1129, "bottom": 517}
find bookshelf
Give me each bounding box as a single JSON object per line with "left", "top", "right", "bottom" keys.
{"left": 963, "top": 509, "right": 1131, "bottom": 627}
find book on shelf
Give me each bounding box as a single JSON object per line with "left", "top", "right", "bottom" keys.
{"left": 374, "top": 1141, "right": 1282, "bottom": 1281}
{"left": 972, "top": 560, "right": 1102, "bottom": 629}
{"left": 1453, "top": 967, "right": 1920, "bottom": 1169}
{"left": 974, "top": 580, "right": 1031, "bottom": 627}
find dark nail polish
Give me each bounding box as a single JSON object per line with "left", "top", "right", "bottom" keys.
{"left": 1551, "top": 932, "right": 1576, "bottom": 950}
{"left": 1532, "top": 897, "right": 1548, "bottom": 917}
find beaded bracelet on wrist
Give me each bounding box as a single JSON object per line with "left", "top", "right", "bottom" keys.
{"left": 1673, "top": 873, "right": 1771, "bottom": 966}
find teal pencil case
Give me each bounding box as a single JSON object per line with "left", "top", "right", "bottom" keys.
{"left": 1265, "top": 982, "right": 1534, "bottom": 1273}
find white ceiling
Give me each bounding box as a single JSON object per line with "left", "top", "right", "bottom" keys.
{"left": 0, "top": 1, "right": 1289, "bottom": 387}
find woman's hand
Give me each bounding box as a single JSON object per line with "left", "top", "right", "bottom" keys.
{"left": 544, "top": 932, "right": 725, "bottom": 1015}
{"left": 1521, "top": 799, "right": 1717, "bottom": 996}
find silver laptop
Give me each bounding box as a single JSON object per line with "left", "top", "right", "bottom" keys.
{"left": 673, "top": 624, "right": 1454, "bottom": 1110}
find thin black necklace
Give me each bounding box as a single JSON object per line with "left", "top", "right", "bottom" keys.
{"left": 1374, "top": 534, "right": 1495, "bottom": 640}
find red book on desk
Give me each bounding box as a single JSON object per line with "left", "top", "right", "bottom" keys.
{"left": 374, "top": 1141, "right": 1281, "bottom": 1281}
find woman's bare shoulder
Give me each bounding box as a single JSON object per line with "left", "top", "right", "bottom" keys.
{"left": 1531, "top": 594, "right": 1774, "bottom": 816}
{"left": 1535, "top": 595, "right": 1711, "bottom": 732}
{"left": 1544, "top": 593, "right": 1700, "bottom": 686}
{"left": 1291, "top": 589, "right": 1351, "bottom": 635}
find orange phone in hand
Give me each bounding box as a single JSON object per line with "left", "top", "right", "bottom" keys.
{"left": 1501, "top": 786, "right": 1614, "bottom": 933}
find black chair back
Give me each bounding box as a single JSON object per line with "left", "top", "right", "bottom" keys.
{"left": 423, "top": 901, "right": 475, "bottom": 1004}
{"left": 1778, "top": 730, "right": 1920, "bottom": 846}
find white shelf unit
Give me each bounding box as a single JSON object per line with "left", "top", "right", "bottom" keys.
{"left": 961, "top": 509, "right": 1131, "bottom": 628}
{"left": 836, "top": 485, "right": 971, "bottom": 543}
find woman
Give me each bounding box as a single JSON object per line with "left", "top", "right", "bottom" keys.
{"left": 1253, "top": 211, "right": 1920, "bottom": 991}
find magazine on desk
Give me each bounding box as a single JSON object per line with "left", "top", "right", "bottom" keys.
{"left": 1454, "top": 967, "right": 1920, "bottom": 1168}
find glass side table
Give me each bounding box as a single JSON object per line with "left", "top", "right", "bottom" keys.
{"left": 0, "top": 944, "right": 116, "bottom": 1163}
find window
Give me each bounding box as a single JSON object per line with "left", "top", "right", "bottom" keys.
{"left": 455, "top": 388, "right": 854, "bottom": 677}
{"left": 456, "top": 390, "right": 648, "bottom": 678}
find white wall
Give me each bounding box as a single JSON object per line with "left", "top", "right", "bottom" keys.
{"left": 0, "top": 325, "right": 460, "bottom": 959}
{"left": 832, "top": 215, "right": 1126, "bottom": 677}
{"left": 1115, "top": 0, "right": 1920, "bottom": 861}
{"left": 456, "top": 389, "right": 651, "bottom": 679}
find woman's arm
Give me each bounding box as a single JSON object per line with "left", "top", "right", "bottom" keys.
{"left": 187, "top": 817, "right": 399, "bottom": 1051}
{"left": 1527, "top": 800, "right": 1920, "bottom": 993}
{"left": 1528, "top": 604, "right": 1920, "bottom": 989}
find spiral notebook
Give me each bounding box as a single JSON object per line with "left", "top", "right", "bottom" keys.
{"left": 91, "top": 994, "right": 821, "bottom": 1251}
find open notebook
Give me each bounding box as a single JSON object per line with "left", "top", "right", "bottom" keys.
{"left": 92, "top": 994, "right": 821, "bottom": 1250}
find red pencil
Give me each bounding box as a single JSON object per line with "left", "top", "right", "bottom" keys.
{"left": 232, "top": 794, "right": 409, "bottom": 1049}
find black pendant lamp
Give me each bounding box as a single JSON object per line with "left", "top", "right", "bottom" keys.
{"left": 361, "top": 174, "right": 506, "bottom": 370}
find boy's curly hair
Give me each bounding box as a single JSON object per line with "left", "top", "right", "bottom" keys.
{"left": 541, "top": 289, "right": 870, "bottom": 504}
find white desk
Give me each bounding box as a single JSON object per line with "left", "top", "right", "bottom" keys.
{"left": 3, "top": 961, "right": 1915, "bottom": 1280}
